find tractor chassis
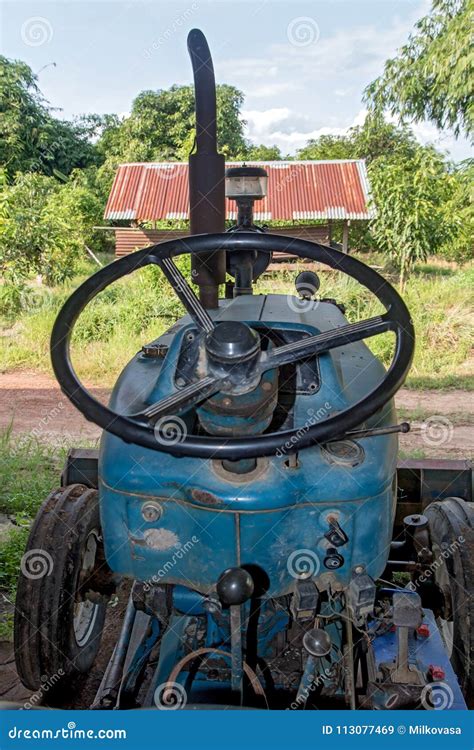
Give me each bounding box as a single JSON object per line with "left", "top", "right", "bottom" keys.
{"left": 59, "top": 451, "right": 471, "bottom": 711}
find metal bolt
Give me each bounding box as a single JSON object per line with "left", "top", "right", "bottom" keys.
{"left": 141, "top": 502, "right": 162, "bottom": 523}
{"left": 222, "top": 397, "right": 232, "bottom": 407}
{"left": 354, "top": 565, "right": 365, "bottom": 575}
{"left": 262, "top": 381, "right": 272, "bottom": 392}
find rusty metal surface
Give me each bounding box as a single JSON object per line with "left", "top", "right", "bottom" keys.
{"left": 104, "top": 160, "right": 374, "bottom": 222}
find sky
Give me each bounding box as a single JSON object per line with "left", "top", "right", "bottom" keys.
{"left": 1, "top": 0, "right": 471, "bottom": 161}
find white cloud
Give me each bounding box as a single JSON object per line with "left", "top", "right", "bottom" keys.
{"left": 246, "top": 81, "right": 300, "bottom": 98}
{"left": 244, "top": 105, "right": 471, "bottom": 160}
{"left": 243, "top": 108, "right": 368, "bottom": 153}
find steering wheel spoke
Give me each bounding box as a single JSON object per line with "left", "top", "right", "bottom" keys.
{"left": 157, "top": 256, "right": 215, "bottom": 333}
{"left": 134, "top": 375, "right": 221, "bottom": 422}
{"left": 260, "top": 314, "right": 393, "bottom": 371}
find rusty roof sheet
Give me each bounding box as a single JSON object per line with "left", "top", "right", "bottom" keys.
{"left": 104, "top": 160, "right": 374, "bottom": 222}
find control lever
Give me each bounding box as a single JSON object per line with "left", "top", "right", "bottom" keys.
{"left": 216, "top": 568, "right": 254, "bottom": 697}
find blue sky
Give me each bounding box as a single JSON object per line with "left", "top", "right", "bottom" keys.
{"left": 1, "top": 0, "right": 471, "bottom": 160}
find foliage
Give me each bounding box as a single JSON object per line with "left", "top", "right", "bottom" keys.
{"left": 96, "top": 84, "right": 248, "bottom": 164}
{"left": 0, "top": 56, "right": 99, "bottom": 180}
{"left": 368, "top": 146, "right": 453, "bottom": 285}
{"left": 0, "top": 429, "right": 67, "bottom": 597}
{"left": 365, "top": 0, "right": 473, "bottom": 138}
{"left": 437, "top": 160, "right": 474, "bottom": 263}
{"left": 242, "top": 144, "right": 283, "bottom": 161}
{"left": 297, "top": 116, "right": 418, "bottom": 163}
{"left": 298, "top": 116, "right": 472, "bottom": 276}
{"left": 0, "top": 170, "right": 103, "bottom": 286}
{"left": 1, "top": 253, "right": 472, "bottom": 390}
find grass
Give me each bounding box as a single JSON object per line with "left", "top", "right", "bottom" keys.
{"left": 0, "top": 428, "right": 69, "bottom": 597}
{"left": 395, "top": 407, "right": 474, "bottom": 425}
{"left": 0, "top": 252, "right": 473, "bottom": 390}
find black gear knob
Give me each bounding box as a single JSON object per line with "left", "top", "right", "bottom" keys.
{"left": 216, "top": 567, "right": 254, "bottom": 606}
{"left": 295, "top": 270, "right": 320, "bottom": 299}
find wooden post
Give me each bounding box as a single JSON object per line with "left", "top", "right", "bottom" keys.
{"left": 327, "top": 220, "right": 333, "bottom": 246}
{"left": 342, "top": 220, "right": 349, "bottom": 254}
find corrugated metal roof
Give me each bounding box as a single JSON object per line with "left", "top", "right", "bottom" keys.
{"left": 104, "top": 160, "right": 375, "bottom": 221}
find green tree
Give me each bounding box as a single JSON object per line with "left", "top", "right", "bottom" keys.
{"left": 0, "top": 171, "right": 102, "bottom": 285}
{"left": 98, "top": 83, "right": 247, "bottom": 164}
{"left": 0, "top": 56, "right": 99, "bottom": 180}
{"left": 242, "top": 144, "right": 283, "bottom": 161}
{"left": 437, "top": 160, "right": 474, "bottom": 263}
{"left": 297, "top": 117, "right": 421, "bottom": 254}
{"left": 297, "top": 117, "right": 417, "bottom": 163}
{"left": 368, "top": 146, "right": 452, "bottom": 286}
{"left": 297, "top": 133, "right": 354, "bottom": 161}
{"left": 365, "top": 0, "right": 473, "bottom": 138}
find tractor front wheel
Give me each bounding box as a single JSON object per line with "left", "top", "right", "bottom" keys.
{"left": 425, "top": 497, "right": 474, "bottom": 694}
{"left": 14, "top": 485, "right": 108, "bottom": 692}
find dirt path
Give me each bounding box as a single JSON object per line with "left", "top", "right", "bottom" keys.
{"left": 0, "top": 370, "right": 472, "bottom": 459}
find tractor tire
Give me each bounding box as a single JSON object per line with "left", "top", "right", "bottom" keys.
{"left": 14, "top": 485, "right": 107, "bottom": 692}
{"left": 425, "top": 497, "right": 474, "bottom": 694}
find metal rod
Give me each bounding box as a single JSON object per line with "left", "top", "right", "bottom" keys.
{"left": 187, "top": 29, "right": 225, "bottom": 308}
{"left": 344, "top": 616, "right": 356, "bottom": 711}
{"left": 229, "top": 604, "right": 244, "bottom": 699}
{"left": 91, "top": 593, "right": 137, "bottom": 708}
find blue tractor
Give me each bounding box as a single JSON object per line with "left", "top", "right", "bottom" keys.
{"left": 14, "top": 30, "right": 472, "bottom": 711}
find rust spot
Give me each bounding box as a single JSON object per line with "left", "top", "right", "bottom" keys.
{"left": 191, "top": 489, "right": 220, "bottom": 506}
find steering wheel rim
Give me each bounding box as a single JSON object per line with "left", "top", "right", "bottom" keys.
{"left": 50, "top": 233, "right": 415, "bottom": 460}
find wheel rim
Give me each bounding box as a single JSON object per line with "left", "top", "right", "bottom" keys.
{"left": 73, "top": 530, "right": 100, "bottom": 647}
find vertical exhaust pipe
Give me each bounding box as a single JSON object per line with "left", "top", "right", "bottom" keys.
{"left": 187, "top": 29, "right": 226, "bottom": 309}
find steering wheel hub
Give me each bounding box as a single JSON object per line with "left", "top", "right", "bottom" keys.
{"left": 205, "top": 321, "right": 262, "bottom": 393}
{"left": 205, "top": 321, "right": 260, "bottom": 363}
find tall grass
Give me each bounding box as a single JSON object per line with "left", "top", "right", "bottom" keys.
{"left": 0, "top": 428, "right": 69, "bottom": 595}
{"left": 1, "top": 254, "right": 472, "bottom": 389}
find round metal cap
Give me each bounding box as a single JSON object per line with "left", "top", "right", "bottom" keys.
{"left": 205, "top": 321, "right": 260, "bottom": 362}
{"left": 225, "top": 166, "right": 268, "bottom": 179}
{"left": 303, "top": 627, "right": 332, "bottom": 657}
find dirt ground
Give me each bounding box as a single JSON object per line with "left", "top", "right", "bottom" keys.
{"left": 0, "top": 370, "right": 472, "bottom": 459}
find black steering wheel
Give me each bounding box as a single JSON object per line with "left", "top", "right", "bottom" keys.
{"left": 51, "top": 233, "right": 414, "bottom": 460}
